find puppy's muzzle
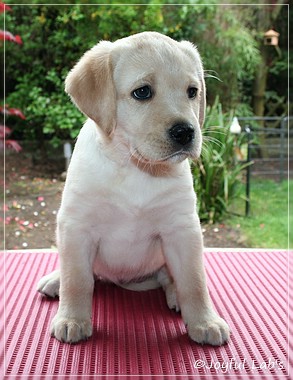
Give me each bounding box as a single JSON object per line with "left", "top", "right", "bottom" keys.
{"left": 169, "top": 123, "right": 195, "bottom": 148}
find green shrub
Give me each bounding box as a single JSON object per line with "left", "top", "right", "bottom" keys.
{"left": 7, "top": 69, "right": 85, "bottom": 147}
{"left": 5, "top": 4, "right": 260, "bottom": 150}
{"left": 193, "top": 99, "right": 250, "bottom": 223}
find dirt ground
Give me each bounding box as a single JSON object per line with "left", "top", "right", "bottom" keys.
{"left": 2, "top": 151, "right": 246, "bottom": 250}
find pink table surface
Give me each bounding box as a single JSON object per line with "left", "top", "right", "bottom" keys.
{"left": 1, "top": 249, "right": 291, "bottom": 379}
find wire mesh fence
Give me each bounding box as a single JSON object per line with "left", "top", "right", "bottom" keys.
{"left": 238, "top": 116, "right": 292, "bottom": 182}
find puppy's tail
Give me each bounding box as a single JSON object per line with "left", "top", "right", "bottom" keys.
{"left": 118, "top": 277, "right": 161, "bottom": 291}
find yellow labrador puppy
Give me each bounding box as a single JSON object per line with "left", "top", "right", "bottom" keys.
{"left": 37, "top": 32, "right": 230, "bottom": 346}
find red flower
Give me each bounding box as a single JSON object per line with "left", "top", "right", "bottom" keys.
{"left": 6, "top": 140, "right": 22, "bottom": 152}
{"left": 6, "top": 107, "right": 26, "bottom": 119}
{"left": 0, "top": 30, "right": 23, "bottom": 45}
{"left": 0, "top": 3, "right": 12, "bottom": 13}
{"left": 0, "top": 105, "right": 26, "bottom": 119}
{"left": 0, "top": 124, "right": 11, "bottom": 138}
{"left": 0, "top": 125, "right": 23, "bottom": 152}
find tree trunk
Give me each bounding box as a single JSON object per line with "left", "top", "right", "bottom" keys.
{"left": 252, "top": 1, "right": 285, "bottom": 118}
{"left": 253, "top": 46, "right": 269, "bottom": 119}
{"left": 252, "top": 1, "right": 285, "bottom": 157}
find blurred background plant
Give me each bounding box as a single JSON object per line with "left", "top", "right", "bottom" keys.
{"left": 2, "top": 1, "right": 290, "bottom": 246}
{"left": 192, "top": 99, "right": 250, "bottom": 223}
{"left": 3, "top": 1, "right": 289, "bottom": 153}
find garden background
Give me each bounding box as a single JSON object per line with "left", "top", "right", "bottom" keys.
{"left": 1, "top": 1, "right": 291, "bottom": 250}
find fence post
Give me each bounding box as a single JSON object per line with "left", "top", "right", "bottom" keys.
{"left": 245, "top": 126, "right": 252, "bottom": 217}
{"left": 63, "top": 142, "right": 72, "bottom": 171}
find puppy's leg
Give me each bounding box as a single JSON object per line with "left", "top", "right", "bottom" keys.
{"left": 51, "top": 224, "right": 96, "bottom": 343}
{"left": 37, "top": 270, "right": 60, "bottom": 298}
{"left": 162, "top": 217, "right": 230, "bottom": 346}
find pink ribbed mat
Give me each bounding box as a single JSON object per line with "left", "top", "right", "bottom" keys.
{"left": 0, "top": 250, "right": 291, "bottom": 379}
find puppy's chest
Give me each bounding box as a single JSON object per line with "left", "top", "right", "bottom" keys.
{"left": 93, "top": 195, "right": 161, "bottom": 238}
{"left": 84, "top": 167, "right": 191, "bottom": 279}
{"left": 92, "top": 202, "right": 164, "bottom": 281}
{"left": 94, "top": 169, "right": 172, "bottom": 215}
{"left": 89, "top": 167, "right": 189, "bottom": 237}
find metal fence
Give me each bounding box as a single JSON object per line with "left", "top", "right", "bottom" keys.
{"left": 235, "top": 116, "right": 291, "bottom": 216}
{"left": 238, "top": 116, "right": 292, "bottom": 182}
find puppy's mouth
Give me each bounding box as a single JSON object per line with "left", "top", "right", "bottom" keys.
{"left": 131, "top": 148, "right": 191, "bottom": 165}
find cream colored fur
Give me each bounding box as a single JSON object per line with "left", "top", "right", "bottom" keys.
{"left": 37, "top": 32, "right": 230, "bottom": 346}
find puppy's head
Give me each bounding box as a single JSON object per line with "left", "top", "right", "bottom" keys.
{"left": 65, "top": 32, "right": 205, "bottom": 165}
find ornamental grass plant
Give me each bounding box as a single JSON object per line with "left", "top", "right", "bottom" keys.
{"left": 193, "top": 99, "right": 250, "bottom": 223}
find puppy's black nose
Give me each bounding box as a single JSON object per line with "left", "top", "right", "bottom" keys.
{"left": 169, "top": 124, "right": 195, "bottom": 146}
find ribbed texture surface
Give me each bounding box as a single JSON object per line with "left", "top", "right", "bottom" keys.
{"left": 1, "top": 250, "right": 290, "bottom": 379}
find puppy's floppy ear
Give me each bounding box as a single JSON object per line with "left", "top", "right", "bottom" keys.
{"left": 180, "top": 40, "right": 206, "bottom": 128}
{"left": 65, "top": 41, "right": 116, "bottom": 136}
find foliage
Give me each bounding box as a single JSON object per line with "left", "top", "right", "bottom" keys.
{"left": 3, "top": 2, "right": 288, "bottom": 227}
{"left": 4, "top": 3, "right": 261, "bottom": 148}
{"left": 193, "top": 99, "right": 250, "bottom": 223}
{"left": 7, "top": 69, "right": 85, "bottom": 147}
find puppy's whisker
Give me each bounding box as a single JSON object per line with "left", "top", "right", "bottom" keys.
{"left": 203, "top": 135, "right": 223, "bottom": 143}
{"left": 202, "top": 137, "right": 223, "bottom": 150}
{"left": 202, "top": 129, "right": 226, "bottom": 136}
{"left": 204, "top": 70, "right": 222, "bottom": 82}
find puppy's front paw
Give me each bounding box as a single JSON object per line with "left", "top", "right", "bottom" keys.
{"left": 187, "top": 315, "right": 230, "bottom": 346}
{"left": 51, "top": 314, "right": 92, "bottom": 343}
{"left": 37, "top": 270, "right": 60, "bottom": 298}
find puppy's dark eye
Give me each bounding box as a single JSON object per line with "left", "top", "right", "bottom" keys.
{"left": 187, "top": 87, "right": 198, "bottom": 99}
{"left": 132, "top": 85, "right": 152, "bottom": 101}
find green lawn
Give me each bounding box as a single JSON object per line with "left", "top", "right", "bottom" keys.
{"left": 227, "top": 179, "right": 292, "bottom": 249}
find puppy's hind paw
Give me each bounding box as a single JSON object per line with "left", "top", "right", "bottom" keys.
{"left": 187, "top": 316, "right": 230, "bottom": 346}
{"left": 51, "top": 315, "right": 92, "bottom": 343}
{"left": 37, "top": 270, "right": 60, "bottom": 298}
{"left": 165, "top": 283, "right": 180, "bottom": 312}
